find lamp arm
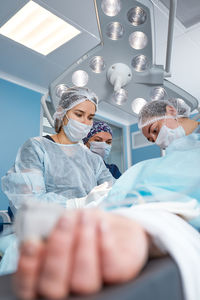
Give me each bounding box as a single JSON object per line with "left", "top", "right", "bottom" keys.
{"left": 164, "top": 0, "right": 177, "bottom": 77}
{"left": 41, "top": 92, "right": 54, "bottom": 128}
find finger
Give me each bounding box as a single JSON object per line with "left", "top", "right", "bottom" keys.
{"left": 99, "top": 218, "right": 148, "bottom": 284}
{"left": 13, "top": 240, "right": 44, "bottom": 300}
{"left": 38, "top": 213, "right": 78, "bottom": 300}
{"left": 99, "top": 219, "right": 122, "bottom": 283}
{"left": 70, "top": 210, "right": 102, "bottom": 294}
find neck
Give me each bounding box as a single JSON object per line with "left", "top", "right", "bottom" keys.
{"left": 178, "top": 118, "right": 199, "bottom": 135}
{"left": 52, "top": 129, "right": 77, "bottom": 145}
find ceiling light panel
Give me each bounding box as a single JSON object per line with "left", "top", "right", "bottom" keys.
{"left": 0, "top": 1, "right": 81, "bottom": 55}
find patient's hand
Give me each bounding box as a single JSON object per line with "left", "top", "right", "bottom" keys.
{"left": 14, "top": 210, "right": 149, "bottom": 300}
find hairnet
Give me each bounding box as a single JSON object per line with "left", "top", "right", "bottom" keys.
{"left": 53, "top": 87, "right": 98, "bottom": 133}
{"left": 138, "top": 98, "right": 191, "bottom": 129}
{"left": 83, "top": 121, "right": 113, "bottom": 144}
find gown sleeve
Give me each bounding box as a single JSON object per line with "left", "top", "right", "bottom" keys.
{"left": 1, "top": 138, "right": 68, "bottom": 212}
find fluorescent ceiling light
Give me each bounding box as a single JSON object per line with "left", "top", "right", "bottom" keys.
{"left": 0, "top": 1, "right": 81, "bottom": 55}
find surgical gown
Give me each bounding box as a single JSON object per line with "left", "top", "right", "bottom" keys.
{"left": 104, "top": 133, "right": 200, "bottom": 228}
{"left": 1, "top": 137, "right": 113, "bottom": 214}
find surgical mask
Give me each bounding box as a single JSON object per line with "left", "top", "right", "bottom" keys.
{"left": 155, "top": 125, "right": 185, "bottom": 149}
{"left": 90, "top": 141, "right": 112, "bottom": 161}
{"left": 63, "top": 118, "right": 92, "bottom": 142}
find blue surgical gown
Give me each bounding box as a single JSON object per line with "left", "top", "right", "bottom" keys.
{"left": 1, "top": 137, "right": 113, "bottom": 214}
{"left": 105, "top": 133, "right": 200, "bottom": 228}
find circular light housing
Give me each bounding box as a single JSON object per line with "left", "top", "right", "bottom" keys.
{"left": 127, "top": 7, "right": 147, "bottom": 26}
{"left": 112, "top": 89, "right": 128, "bottom": 105}
{"left": 131, "top": 98, "right": 147, "bottom": 114}
{"left": 176, "top": 98, "right": 185, "bottom": 105}
{"left": 129, "top": 31, "right": 148, "bottom": 49}
{"left": 101, "top": 0, "right": 121, "bottom": 17}
{"left": 72, "top": 70, "right": 88, "bottom": 87}
{"left": 132, "top": 55, "right": 149, "bottom": 72}
{"left": 150, "top": 87, "right": 166, "bottom": 101}
{"left": 55, "top": 84, "right": 69, "bottom": 97}
{"left": 106, "top": 22, "right": 124, "bottom": 40}
{"left": 89, "top": 56, "right": 106, "bottom": 73}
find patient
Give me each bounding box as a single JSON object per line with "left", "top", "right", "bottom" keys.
{"left": 14, "top": 98, "right": 200, "bottom": 300}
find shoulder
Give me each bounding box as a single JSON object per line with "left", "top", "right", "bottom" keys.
{"left": 18, "top": 136, "right": 47, "bottom": 156}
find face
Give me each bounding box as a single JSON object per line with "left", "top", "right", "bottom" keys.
{"left": 142, "top": 116, "right": 179, "bottom": 143}
{"left": 64, "top": 100, "right": 96, "bottom": 126}
{"left": 86, "top": 131, "right": 112, "bottom": 148}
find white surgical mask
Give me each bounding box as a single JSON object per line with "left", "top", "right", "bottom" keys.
{"left": 90, "top": 141, "right": 111, "bottom": 161}
{"left": 155, "top": 125, "right": 185, "bottom": 149}
{"left": 63, "top": 118, "right": 92, "bottom": 142}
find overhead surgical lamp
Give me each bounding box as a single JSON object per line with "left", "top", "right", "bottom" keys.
{"left": 42, "top": 0, "right": 199, "bottom": 125}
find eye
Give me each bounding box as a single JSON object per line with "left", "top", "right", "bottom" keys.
{"left": 75, "top": 113, "right": 82, "bottom": 117}
{"left": 151, "top": 126, "right": 158, "bottom": 135}
{"left": 88, "top": 116, "right": 94, "bottom": 121}
{"left": 106, "top": 141, "right": 112, "bottom": 145}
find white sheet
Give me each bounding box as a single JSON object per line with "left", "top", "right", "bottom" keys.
{"left": 113, "top": 206, "right": 200, "bottom": 300}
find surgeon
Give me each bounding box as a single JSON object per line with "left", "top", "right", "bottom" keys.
{"left": 138, "top": 98, "right": 200, "bottom": 147}
{"left": 1, "top": 87, "right": 113, "bottom": 215}
{"left": 83, "top": 121, "right": 121, "bottom": 179}
{"left": 0, "top": 87, "right": 114, "bottom": 275}
{"left": 106, "top": 98, "right": 200, "bottom": 223}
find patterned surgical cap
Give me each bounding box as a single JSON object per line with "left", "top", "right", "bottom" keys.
{"left": 83, "top": 121, "right": 113, "bottom": 143}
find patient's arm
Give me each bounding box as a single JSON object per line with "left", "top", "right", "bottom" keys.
{"left": 14, "top": 210, "right": 149, "bottom": 300}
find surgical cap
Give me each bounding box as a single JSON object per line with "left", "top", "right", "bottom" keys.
{"left": 138, "top": 98, "right": 191, "bottom": 129}
{"left": 53, "top": 87, "right": 98, "bottom": 133}
{"left": 83, "top": 121, "right": 113, "bottom": 144}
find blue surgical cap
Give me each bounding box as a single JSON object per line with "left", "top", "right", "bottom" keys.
{"left": 83, "top": 121, "right": 113, "bottom": 143}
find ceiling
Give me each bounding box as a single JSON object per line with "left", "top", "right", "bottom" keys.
{"left": 160, "top": 0, "right": 200, "bottom": 28}
{"left": 0, "top": 0, "right": 200, "bottom": 124}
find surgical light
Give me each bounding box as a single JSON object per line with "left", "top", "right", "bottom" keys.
{"left": 112, "top": 89, "right": 128, "bottom": 105}
{"left": 176, "top": 98, "right": 185, "bottom": 105}
{"left": 129, "top": 31, "right": 148, "bottom": 50}
{"left": 132, "top": 55, "right": 149, "bottom": 72}
{"left": 127, "top": 7, "right": 147, "bottom": 26}
{"left": 101, "top": 0, "right": 121, "bottom": 17}
{"left": 150, "top": 87, "right": 166, "bottom": 101}
{"left": 47, "top": 0, "right": 199, "bottom": 126}
{"left": 107, "top": 63, "right": 132, "bottom": 91}
{"left": 0, "top": 1, "right": 80, "bottom": 55}
{"left": 131, "top": 98, "right": 147, "bottom": 114}
{"left": 72, "top": 70, "right": 89, "bottom": 87}
{"left": 55, "top": 84, "right": 69, "bottom": 97}
{"left": 106, "top": 22, "right": 124, "bottom": 40}
{"left": 89, "top": 56, "right": 106, "bottom": 73}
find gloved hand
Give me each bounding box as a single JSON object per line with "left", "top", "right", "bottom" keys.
{"left": 66, "top": 181, "right": 112, "bottom": 209}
